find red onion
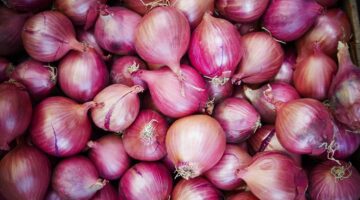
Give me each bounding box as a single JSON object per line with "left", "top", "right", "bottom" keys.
{"left": 135, "top": 6, "right": 190, "bottom": 76}
{"left": 205, "top": 144, "right": 251, "bottom": 190}
{"left": 228, "top": 192, "right": 259, "bottom": 200}
{"left": 263, "top": 0, "right": 323, "bottom": 42}
{"left": 95, "top": 7, "right": 141, "bottom": 55}
{"left": 235, "top": 21, "right": 260, "bottom": 36}
{"left": 30, "top": 96, "right": 95, "bottom": 157}
{"left": 2, "top": 0, "right": 53, "bottom": 12}
{"left": 329, "top": 42, "right": 360, "bottom": 131}
{"left": 273, "top": 47, "right": 297, "bottom": 84}
{"left": 119, "top": 162, "right": 172, "bottom": 200}
{"left": 88, "top": 135, "right": 131, "bottom": 180}
{"left": 10, "top": 59, "right": 56, "bottom": 101}
{"left": 133, "top": 65, "right": 208, "bottom": 118}
{"left": 213, "top": 97, "right": 261, "bottom": 143}
{"left": 206, "top": 78, "right": 234, "bottom": 104}
{"left": 332, "top": 122, "right": 360, "bottom": 159}
{"left": 309, "top": 161, "right": 360, "bottom": 200}
{"left": 0, "top": 82, "right": 32, "bottom": 150}
{"left": 216, "top": 0, "right": 270, "bottom": 23}
{"left": 45, "top": 189, "right": 62, "bottom": 200}
{"left": 77, "top": 30, "right": 108, "bottom": 59}
{"left": 232, "top": 32, "right": 284, "bottom": 85}
{"left": 297, "top": 9, "right": 351, "bottom": 59}
{"left": 110, "top": 56, "right": 147, "bottom": 88}
{"left": 22, "top": 11, "right": 84, "bottom": 62}
{"left": 0, "top": 58, "right": 11, "bottom": 83}
{"left": 122, "top": 0, "right": 157, "bottom": 15}
{"left": 166, "top": 115, "right": 226, "bottom": 179}
{"left": 123, "top": 109, "right": 168, "bottom": 161}
{"left": 244, "top": 82, "right": 300, "bottom": 123}
{"left": 91, "top": 184, "right": 117, "bottom": 200}
{"left": 232, "top": 85, "right": 247, "bottom": 99}
{"left": 0, "top": 144, "right": 51, "bottom": 200}
{"left": 55, "top": 0, "right": 106, "bottom": 30}
{"left": 0, "top": 7, "right": 30, "bottom": 56}
{"left": 91, "top": 84, "right": 142, "bottom": 132}
{"left": 189, "top": 13, "right": 244, "bottom": 79}
{"left": 316, "top": 0, "right": 338, "bottom": 7}
{"left": 237, "top": 152, "right": 308, "bottom": 200}
{"left": 52, "top": 156, "right": 107, "bottom": 200}
{"left": 171, "top": 177, "right": 223, "bottom": 200}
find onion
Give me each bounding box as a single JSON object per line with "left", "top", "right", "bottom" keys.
{"left": 30, "top": 96, "right": 95, "bottom": 157}
{"left": 123, "top": 109, "right": 168, "bottom": 161}
{"left": 91, "top": 84, "right": 142, "bottom": 132}
{"left": 273, "top": 47, "right": 297, "bottom": 84}
{"left": 189, "top": 13, "right": 244, "bottom": 79}
{"left": 77, "top": 30, "right": 108, "bottom": 59}
{"left": 316, "top": 0, "right": 338, "bottom": 7}
{"left": 0, "top": 144, "right": 51, "bottom": 200}
{"left": 95, "top": 7, "right": 141, "bottom": 55}
{"left": 206, "top": 78, "right": 234, "bottom": 104}
{"left": 135, "top": 6, "right": 190, "bottom": 76}
{"left": 228, "top": 192, "right": 259, "bottom": 200}
{"left": 329, "top": 42, "right": 360, "bottom": 131}
{"left": 235, "top": 21, "right": 260, "bottom": 36}
{"left": 205, "top": 144, "right": 251, "bottom": 190}
{"left": 52, "top": 156, "right": 107, "bottom": 200}
{"left": 58, "top": 47, "right": 109, "bottom": 102}
{"left": 133, "top": 65, "right": 208, "bottom": 118}
{"left": 332, "top": 122, "right": 360, "bottom": 159}
{"left": 55, "top": 0, "right": 106, "bottom": 30}
{"left": 2, "top": 0, "right": 53, "bottom": 12}
{"left": 237, "top": 152, "right": 308, "bottom": 200}
{"left": 0, "top": 58, "right": 11, "bottom": 83}
{"left": 0, "top": 7, "right": 30, "bottom": 56}
{"left": 232, "top": 32, "right": 284, "bottom": 85}
{"left": 263, "top": 0, "right": 323, "bottom": 42}
{"left": 122, "top": 0, "right": 156, "bottom": 15}
{"left": 297, "top": 9, "right": 351, "bottom": 60}
{"left": 171, "top": 177, "right": 223, "bottom": 200}
{"left": 88, "top": 135, "right": 131, "bottom": 180}
{"left": 45, "top": 189, "right": 62, "bottom": 200}
{"left": 0, "top": 82, "right": 32, "bottom": 150}
{"left": 10, "top": 59, "right": 56, "bottom": 101}
{"left": 244, "top": 82, "right": 300, "bottom": 123}
{"left": 309, "top": 161, "right": 360, "bottom": 200}
{"left": 22, "top": 11, "right": 84, "bottom": 62}
{"left": 216, "top": 0, "right": 270, "bottom": 23}
{"left": 166, "top": 115, "right": 226, "bottom": 179}
{"left": 110, "top": 56, "right": 147, "bottom": 88}
{"left": 170, "top": 0, "right": 214, "bottom": 28}
{"left": 213, "top": 97, "right": 261, "bottom": 143}
{"left": 119, "top": 162, "right": 172, "bottom": 200}
{"left": 92, "top": 184, "right": 117, "bottom": 200}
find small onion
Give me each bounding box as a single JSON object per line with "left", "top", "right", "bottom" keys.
{"left": 166, "top": 115, "right": 226, "bottom": 179}
{"left": 0, "top": 58, "right": 11, "bottom": 83}
{"left": 110, "top": 56, "right": 147, "bottom": 88}
{"left": 52, "top": 156, "right": 107, "bottom": 200}
{"left": 91, "top": 84, "right": 142, "bottom": 132}
{"left": 0, "top": 144, "right": 51, "bottom": 200}
{"left": 273, "top": 47, "right": 297, "bottom": 84}
{"left": 92, "top": 184, "right": 117, "bottom": 200}
{"left": 88, "top": 135, "right": 131, "bottom": 180}
{"left": 0, "top": 82, "right": 32, "bottom": 150}
{"left": 119, "top": 162, "right": 172, "bottom": 200}
{"left": 2, "top": 0, "right": 53, "bottom": 12}
{"left": 213, "top": 97, "right": 261, "bottom": 143}
{"left": 30, "top": 96, "right": 95, "bottom": 157}
{"left": 332, "top": 122, "right": 360, "bottom": 159}
{"left": 228, "top": 192, "right": 259, "bottom": 200}
{"left": 77, "top": 30, "right": 108, "bottom": 59}
{"left": 123, "top": 109, "right": 168, "bottom": 161}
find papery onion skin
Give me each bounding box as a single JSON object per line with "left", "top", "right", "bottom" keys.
{"left": 214, "top": 97, "right": 261, "bottom": 143}
{"left": 58, "top": 48, "right": 109, "bottom": 102}
{"left": 332, "top": 122, "right": 360, "bottom": 159}
{"left": 91, "top": 84, "right": 142, "bottom": 132}
{"left": 30, "top": 96, "right": 94, "bottom": 157}
{"left": 0, "top": 82, "right": 32, "bottom": 150}
{"left": 189, "top": 13, "right": 244, "bottom": 78}
{"left": 205, "top": 144, "right": 251, "bottom": 190}
{"left": 0, "top": 144, "right": 51, "bottom": 200}
{"left": 166, "top": 115, "right": 226, "bottom": 179}
{"left": 3, "top": 0, "right": 53, "bottom": 12}
{"left": 171, "top": 177, "right": 223, "bottom": 200}
{"left": 228, "top": 192, "right": 259, "bottom": 200}
{"left": 0, "top": 58, "right": 11, "bottom": 83}
{"left": 52, "top": 156, "right": 107, "bottom": 200}
{"left": 238, "top": 151, "right": 308, "bottom": 200}
{"left": 216, "top": 0, "right": 270, "bottom": 23}
{"left": 263, "top": 0, "right": 323, "bottom": 42}
{"left": 91, "top": 184, "right": 117, "bottom": 200}
{"left": 110, "top": 56, "right": 147, "bottom": 88}
{"left": 135, "top": 6, "right": 190, "bottom": 75}
{"left": 273, "top": 48, "right": 297, "bottom": 84}
{"left": 119, "top": 162, "right": 172, "bottom": 200}
{"left": 123, "top": 109, "right": 168, "bottom": 161}
{"left": 77, "top": 30, "right": 107, "bottom": 59}
{"left": 10, "top": 59, "right": 57, "bottom": 101}
{"left": 232, "top": 32, "right": 284, "bottom": 84}
{"left": 88, "top": 135, "right": 131, "bottom": 180}
{"left": 309, "top": 160, "right": 360, "bottom": 200}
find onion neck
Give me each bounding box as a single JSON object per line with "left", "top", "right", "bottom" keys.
{"left": 337, "top": 42, "right": 354, "bottom": 75}
{"left": 87, "top": 141, "right": 97, "bottom": 149}
{"left": 70, "top": 39, "right": 87, "bottom": 53}
{"left": 47, "top": 65, "right": 57, "bottom": 83}
{"left": 330, "top": 162, "right": 353, "bottom": 181}
{"left": 90, "top": 179, "right": 108, "bottom": 191}
{"left": 176, "top": 162, "right": 199, "bottom": 180}
{"left": 243, "top": 85, "right": 258, "bottom": 102}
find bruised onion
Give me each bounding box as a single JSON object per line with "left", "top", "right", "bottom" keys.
{"left": 166, "top": 115, "right": 226, "bottom": 179}
{"left": 30, "top": 96, "right": 95, "bottom": 157}
{"left": 0, "top": 144, "right": 51, "bottom": 200}
{"left": 88, "top": 135, "right": 131, "bottom": 180}
{"left": 91, "top": 84, "right": 142, "bottom": 132}
{"left": 110, "top": 56, "right": 146, "bottom": 88}
{"left": 273, "top": 47, "right": 297, "bottom": 84}
{"left": 2, "top": 0, "right": 53, "bottom": 12}
{"left": 0, "top": 82, "right": 32, "bottom": 150}
{"left": 77, "top": 30, "right": 108, "bottom": 59}
{"left": 172, "top": 177, "right": 223, "bottom": 200}
{"left": 332, "top": 122, "right": 360, "bottom": 159}
{"left": 0, "top": 58, "right": 11, "bottom": 83}
{"left": 232, "top": 32, "right": 284, "bottom": 85}
{"left": 213, "top": 97, "right": 261, "bottom": 143}
{"left": 52, "top": 156, "right": 107, "bottom": 200}
{"left": 228, "top": 192, "right": 259, "bottom": 200}
{"left": 92, "top": 184, "right": 117, "bottom": 200}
